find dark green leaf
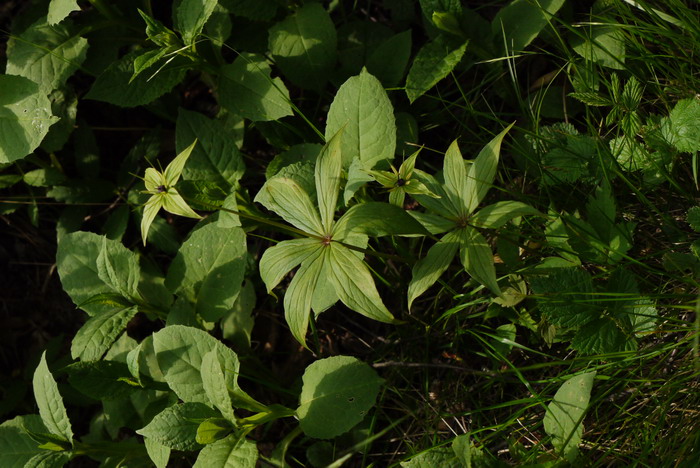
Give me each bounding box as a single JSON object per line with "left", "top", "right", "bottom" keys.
{"left": 137, "top": 403, "right": 216, "bottom": 451}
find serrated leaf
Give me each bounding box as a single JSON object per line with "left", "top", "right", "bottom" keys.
{"left": 175, "top": 0, "right": 218, "bottom": 45}
{"left": 298, "top": 356, "right": 382, "bottom": 439}
{"left": 571, "top": 317, "right": 632, "bottom": 355}
{"left": 152, "top": 326, "right": 243, "bottom": 406}
{"left": 254, "top": 177, "right": 324, "bottom": 235}
{"left": 333, "top": 202, "right": 430, "bottom": 238}
{"left": 96, "top": 236, "right": 140, "bottom": 301}
{"left": 408, "top": 230, "right": 461, "bottom": 310}
{"left": 459, "top": 226, "right": 501, "bottom": 295}
{"left": 268, "top": 3, "right": 337, "bottom": 91}
{"left": 176, "top": 109, "right": 246, "bottom": 188}
{"left": 325, "top": 69, "right": 396, "bottom": 173}
{"left": 6, "top": 17, "right": 88, "bottom": 92}
{"left": 470, "top": 200, "right": 543, "bottom": 229}
{"left": 201, "top": 351, "right": 236, "bottom": 422}
{"left": 405, "top": 36, "right": 467, "bottom": 103}
{"left": 0, "top": 415, "right": 48, "bottom": 468}
{"left": 530, "top": 268, "right": 597, "bottom": 328}
{"left": 165, "top": 223, "right": 247, "bottom": 322}
{"left": 33, "top": 352, "right": 73, "bottom": 444}
{"left": 465, "top": 123, "right": 514, "bottom": 214}
{"left": 218, "top": 53, "right": 293, "bottom": 121}
{"left": 48, "top": 0, "right": 80, "bottom": 25}
{"left": 283, "top": 248, "right": 327, "bottom": 346}
{"left": 259, "top": 238, "right": 322, "bottom": 293}
{"left": 71, "top": 306, "right": 138, "bottom": 361}
{"left": 665, "top": 98, "right": 700, "bottom": 153}
{"left": 193, "top": 435, "right": 258, "bottom": 468}
{"left": 316, "top": 129, "right": 343, "bottom": 232}
{"left": 328, "top": 243, "right": 395, "bottom": 323}
{"left": 543, "top": 371, "right": 596, "bottom": 460}
{"left": 137, "top": 403, "right": 216, "bottom": 451}
{"left": 86, "top": 50, "right": 187, "bottom": 107}
{"left": 0, "top": 75, "right": 58, "bottom": 163}
{"left": 492, "top": 0, "right": 565, "bottom": 52}
{"left": 366, "top": 30, "right": 412, "bottom": 87}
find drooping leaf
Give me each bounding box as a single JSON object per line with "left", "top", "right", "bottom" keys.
{"left": 48, "top": 0, "right": 80, "bottom": 25}
{"left": 176, "top": 109, "right": 246, "bottom": 188}
{"left": 405, "top": 35, "right": 467, "bottom": 103}
{"left": 470, "top": 200, "right": 543, "bottom": 229}
{"left": 333, "top": 202, "right": 430, "bottom": 238}
{"left": 0, "top": 75, "right": 58, "bottom": 163}
{"left": 193, "top": 436, "right": 258, "bottom": 468}
{"left": 33, "top": 352, "right": 73, "bottom": 444}
{"left": 201, "top": 351, "right": 236, "bottom": 422}
{"left": 283, "top": 248, "right": 327, "bottom": 346}
{"left": 86, "top": 50, "right": 187, "bottom": 107}
{"left": 315, "top": 129, "right": 343, "bottom": 232}
{"left": 165, "top": 223, "right": 247, "bottom": 322}
{"left": 71, "top": 306, "right": 138, "bottom": 361}
{"left": 543, "top": 371, "right": 596, "bottom": 460}
{"left": 465, "top": 123, "right": 514, "bottom": 214}
{"left": 218, "top": 53, "right": 293, "bottom": 122}
{"left": 259, "top": 238, "right": 322, "bottom": 293}
{"left": 137, "top": 403, "right": 216, "bottom": 451}
{"left": 151, "top": 326, "right": 243, "bottom": 406}
{"left": 268, "top": 3, "right": 337, "bottom": 91}
{"left": 5, "top": 17, "right": 88, "bottom": 92}
{"left": 298, "top": 356, "right": 383, "bottom": 439}
{"left": 459, "top": 226, "right": 501, "bottom": 296}
{"left": 327, "top": 243, "right": 395, "bottom": 323}
{"left": 174, "top": 0, "right": 218, "bottom": 45}
{"left": 408, "top": 230, "right": 461, "bottom": 310}
{"left": 254, "top": 177, "right": 324, "bottom": 235}
{"left": 96, "top": 236, "right": 141, "bottom": 301}
{"left": 325, "top": 68, "right": 396, "bottom": 179}
{"left": 492, "top": 0, "right": 565, "bottom": 52}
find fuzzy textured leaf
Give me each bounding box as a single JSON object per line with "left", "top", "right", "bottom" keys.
{"left": 71, "top": 306, "right": 138, "bottom": 361}
{"left": 298, "top": 356, "right": 383, "bottom": 439}
{"left": 137, "top": 403, "right": 216, "bottom": 451}
{"left": 194, "top": 436, "right": 258, "bottom": 468}
{"left": 96, "top": 236, "right": 140, "bottom": 300}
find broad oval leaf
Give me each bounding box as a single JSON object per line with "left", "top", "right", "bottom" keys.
{"left": 405, "top": 36, "right": 467, "bottom": 103}
{"left": 297, "top": 356, "right": 383, "bottom": 439}
{"left": 254, "top": 177, "right": 324, "bottom": 236}
{"left": 33, "top": 352, "right": 73, "bottom": 444}
{"left": 218, "top": 53, "right": 293, "bottom": 122}
{"left": 71, "top": 306, "right": 138, "bottom": 361}
{"left": 543, "top": 371, "right": 596, "bottom": 461}
{"left": 259, "top": 238, "right": 322, "bottom": 293}
{"left": 333, "top": 202, "right": 430, "bottom": 238}
{"left": 0, "top": 75, "right": 58, "bottom": 163}
{"left": 407, "top": 230, "right": 460, "bottom": 310}
{"left": 137, "top": 402, "right": 216, "bottom": 451}
{"left": 268, "top": 3, "right": 337, "bottom": 91}
{"left": 193, "top": 435, "right": 258, "bottom": 468}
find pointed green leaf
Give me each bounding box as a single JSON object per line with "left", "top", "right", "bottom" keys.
{"left": 325, "top": 69, "right": 396, "bottom": 171}
{"left": 175, "top": 0, "right": 218, "bottom": 45}
{"left": 6, "top": 17, "right": 88, "bottom": 92}
{"left": 585, "top": 183, "right": 616, "bottom": 242}
{"left": 219, "top": 53, "right": 293, "bottom": 122}
{"left": 470, "top": 201, "right": 543, "bottom": 229}
{"left": 408, "top": 211, "right": 456, "bottom": 235}
{"left": 492, "top": 0, "right": 565, "bottom": 52}
{"left": 194, "top": 436, "right": 258, "bottom": 468}
{"left": 0, "top": 75, "right": 58, "bottom": 163}
{"left": 405, "top": 36, "right": 467, "bottom": 103}
{"left": 161, "top": 189, "right": 202, "bottom": 219}
{"left": 71, "top": 306, "right": 138, "bottom": 361}
{"left": 465, "top": 123, "right": 514, "bottom": 214}
{"left": 96, "top": 236, "right": 141, "bottom": 300}
{"left": 443, "top": 139, "right": 470, "bottom": 216}
{"left": 259, "top": 238, "right": 322, "bottom": 293}
{"left": 201, "top": 351, "right": 236, "bottom": 422}
{"left": 24, "top": 451, "right": 71, "bottom": 468}
{"left": 48, "top": 0, "right": 80, "bottom": 25}
{"left": 328, "top": 244, "right": 394, "bottom": 323}
{"left": 408, "top": 230, "right": 460, "bottom": 310}
{"left": 176, "top": 109, "right": 246, "bottom": 188}
{"left": 255, "top": 177, "right": 324, "bottom": 235}
{"left": 152, "top": 325, "right": 243, "bottom": 406}
{"left": 164, "top": 140, "right": 197, "bottom": 186}
{"left": 543, "top": 371, "right": 596, "bottom": 460}
{"left": 571, "top": 25, "right": 625, "bottom": 70}
{"left": 333, "top": 202, "right": 430, "bottom": 238}
{"left": 412, "top": 169, "right": 459, "bottom": 219}
{"left": 298, "top": 356, "right": 383, "bottom": 439}
{"left": 141, "top": 196, "right": 164, "bottom": 245}
{"left": 268, "top": 3, "right": 337, "bottom": 91}
{"left": 137, "top": 403, "right": 216, "bottom": 451}
{"left": 316, "top": 129, "right": 343, "bottom": 232}
{"left": 144, "top": 438, "right": 171, "bottom": 468}
{"left": 165, "top": 223, "right": 247, "bottom": 322}
{"left": 284, "top": 248, "right": 327, "bottom": 346}
{"left": 0, "top": 415, "right": 47, "bottom": 467}
{"left": 459, "top": 226, "right": 501, "bottom": 295}
{"left": 33, "top": 352, "right": 73, "bottom": 444}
